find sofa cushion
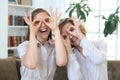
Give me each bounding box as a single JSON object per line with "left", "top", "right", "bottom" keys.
{"left": 0, "top": 57, "right": 19, "bottom": 80}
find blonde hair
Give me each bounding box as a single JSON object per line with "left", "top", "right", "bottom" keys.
{"left": 59, "top": 18, "right": 86, "bottom": 36}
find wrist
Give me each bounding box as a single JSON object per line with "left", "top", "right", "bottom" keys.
{"left": 53, "top": 28, "right": 60, "bottom": 35}
{"left": 66, "top": 47, "right": 73, "bottom": 54}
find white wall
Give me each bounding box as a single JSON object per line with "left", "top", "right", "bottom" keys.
{"left": 0, "top": 0, "right": 8, "bottom": 58}
{"left": 32, "top": 0, "right": 68, "bottom": 19}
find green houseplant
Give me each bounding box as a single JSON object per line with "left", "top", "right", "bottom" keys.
{"left": 65, "top": 0, "right": 91, "bottom": 22}
{"left": 100, "top": 6, "right": 120, "bottom": 37}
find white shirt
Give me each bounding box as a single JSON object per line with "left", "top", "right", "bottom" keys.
{"left": 17, "top": 40, "right": 56, "bottom": 80}
{"left": 67, "top": 54, "right": 82, "bottom": 80}
{"left": 68, "top": 37, "right": 108, "bottom": 80}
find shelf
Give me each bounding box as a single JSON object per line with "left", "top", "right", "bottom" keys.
{"left": 8, "top": 4, "right": 34, "bottom": 9}
{"left": 8, "top": 4, "right": 33, "bottom": 16}
{"left": 8, "top": 26, "right": 28, "bottom": 36}
{"left": 6, "top": 1, "right": 34, "bottom": 58}
{"left": 8, "top": 26, "right": 28, "bottom": 28}
{"left": 8, "top": 47, "right": 17, "bottom": 50}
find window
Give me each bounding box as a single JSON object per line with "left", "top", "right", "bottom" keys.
{"left": 86, "top": 0, "right": 120, "bottom": 60}
{"left": 47, "top": 0, "right": 120, "bottom": 60}
{"left": 65, "top": 0, "right": 120, "bottom": 60}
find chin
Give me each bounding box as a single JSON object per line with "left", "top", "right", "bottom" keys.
{"left": 42, "top": 35, "right": 49, "bottom": 39}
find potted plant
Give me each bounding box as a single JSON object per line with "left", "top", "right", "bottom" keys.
{"left": 65, "top": 0, "right": 91, "bottom": 22}
{"left": 99, "top": 6, "right": 120, "bottom": 37}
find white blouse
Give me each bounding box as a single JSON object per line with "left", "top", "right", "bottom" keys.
{"left": 17, "top": 40, "right": 56, "bottom": 80}
{"left": 67, "top": 37, "right": 108, "bottom": 80}
{"left": 67, "top": 54, "right": 82, "bottom": 80}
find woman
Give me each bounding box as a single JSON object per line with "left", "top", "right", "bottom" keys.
{"left": 58, "top": 17, "right": 108, "bottom": 80}
{"left": 17, "top": 8, "right": 67, "bottom": 80}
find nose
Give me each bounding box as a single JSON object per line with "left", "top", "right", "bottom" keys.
{"left": 41, "top": 21, "right": 45, "bottom": 27}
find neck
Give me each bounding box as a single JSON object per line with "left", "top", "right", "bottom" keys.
{"left": 37, "top": 36, "right": 48, "bottom": 45}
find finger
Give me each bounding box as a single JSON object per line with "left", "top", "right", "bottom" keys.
{"left": 71, "top": 16, "right": 76, "bottom": 22}
{"left": 32, "top": 19, "right": 36, "bottom": 23}
{"left": 24, "top": 12, "right": 27, "bottom": 18}
{"left": 71, "top": 16, "right": 78, "bottom": 26}
{"left": 50, "top": 7, "right": 54, "bottom": 16}
{"left": 55, "top": 8, "right": 58, "bottom": 16}
{"left": 32, "top": 19, "right": 38, "bottom": 25}
{"left": 81, "top": 19, "right": 84, "bottom": 25}
{"left": 23, "top": 12, "right": 29, "bottom": 24}
{"left": 49, "top": 39, "right": 55, "bottom": 45}
{"left": 78, "top": 16, "right": 81, "bottom": 20}
{"left": 30, "top": 10, "right": 32, "bottom": 21}
{"left": 43, "top": 17, "right": 51, "bottom": 28}
{"left": 24, "top": 12, "right": 28, "bottom": 20}
{"left": 38, "top": 20, "right": 42, "bottom": 28}
{"left": 67, "top": 30, "right": 75, "bottom": 37}
{"left": 57, "top": 13, "right": 62, "bottom": 20}
{"left": 51, "top": 34, "right": 55, "bottom": 40}
{"left": 43, "top": 17, "right": 50, "bottom": 25}
{"left": 66, "top": 33, "right": 70, "bottom": 41}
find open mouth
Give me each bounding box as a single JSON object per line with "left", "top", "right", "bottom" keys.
{"left": 39, "top": 28, "right": 48, "bottom": 33}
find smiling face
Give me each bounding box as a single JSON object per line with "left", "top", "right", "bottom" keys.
{"left": 34, "top": 12, "right": 51, "bottom": 42}
{"left": 59, "top": 18, "right": 86, "bottom": 47}
{"left": 61, "top": 22, "right": 80, "bottom": 47}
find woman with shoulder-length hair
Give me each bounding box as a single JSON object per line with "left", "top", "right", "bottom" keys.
{"left": 17, "top": 8, "right": 67, "bottom": 80}
{"left": 58, "top": 17, "right": 108, "bottom": 80}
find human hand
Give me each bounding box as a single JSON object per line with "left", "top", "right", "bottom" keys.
{"left": 67, "top": 17, "right": 85, "bottom": 40}
{"left": 24, "top": 11, "right": 41, "bottom": 36}
{"left": 62, "top": 32, "right": 72, "bottom": 54}
{"left": 43, "top": 7, "right": 61, "bottom": 32}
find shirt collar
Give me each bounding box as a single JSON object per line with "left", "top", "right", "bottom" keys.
{"left": 36, "top": 39, "right": 54, "bottom": 48}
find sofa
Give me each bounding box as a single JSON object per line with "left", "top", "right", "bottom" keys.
{"left": 0, "top": 57, "right": 120, "bottom": 80}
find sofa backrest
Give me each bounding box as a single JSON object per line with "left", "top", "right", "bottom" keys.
{"left": 1, "top": 57, "right": 120, "bottom": 80}
{"left": 0, "top": 57, "right": 20, "bottom": 80}
{"left": 54, "top": 61, "right": 120, "bottom": 80}
{"left": 107, "top": 60, "right": 120, "bottom": 80}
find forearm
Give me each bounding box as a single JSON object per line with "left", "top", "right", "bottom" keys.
{"left": 54, "top": 28, "right": 67, "bottom": 66}
{"left": 22, "top": 33, "right": 38, "bottom": 69}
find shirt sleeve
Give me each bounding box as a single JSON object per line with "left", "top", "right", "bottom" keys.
{"left": 67, "top": 53, "right": 82, "bottom": 80}
{"left": 80, "top": 37, "right": 107, "bottom": 64}
{"left": 17, "top": 41, "right": 29, "bottom": 58}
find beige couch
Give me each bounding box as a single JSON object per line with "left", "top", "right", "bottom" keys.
{"left": 54, "top": 61, "right": 120, "bottom": 80}
{"left": 0, "top": 57, "right": 120, "bottom": 80}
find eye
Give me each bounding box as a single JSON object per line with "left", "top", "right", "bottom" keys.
{"left": 45, "top": 18, "right": 50, "bottom": 22}
{"left": 34, "top": 21, "right": 40, "bottom": 26}
{"left": 69, "top": 27, "right": 74, "bottom": 32}
{"left": 63, "top": 35, "right": 67, "bottom": 39}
